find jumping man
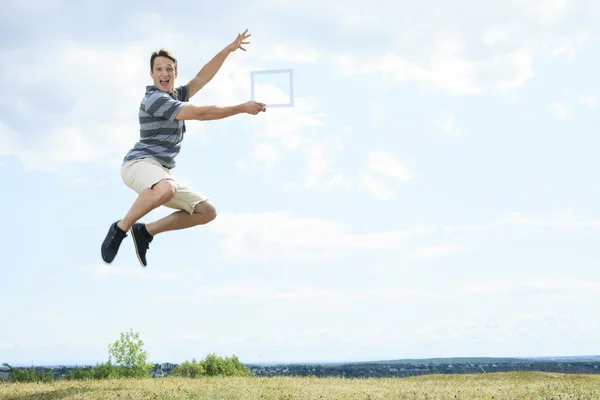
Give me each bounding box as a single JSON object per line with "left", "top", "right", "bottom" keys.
{"left": 101, "top": 29, "right": 265, "bottom": 267}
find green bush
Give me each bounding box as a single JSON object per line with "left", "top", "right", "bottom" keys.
{"left": 169, "top": 359, "right": 205, "bottom": 378}
{"left": 2, "top": 363, "right": 54, "bottom": 383}
{"left": 171, "top": 353, "right": 252, "bottom": 378}
{"left": 65, "top": 361, "right": 121, "bottom": 380}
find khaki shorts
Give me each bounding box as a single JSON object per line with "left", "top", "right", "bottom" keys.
{"left": 121, "top": 157, "right": 208, "bottom": 214}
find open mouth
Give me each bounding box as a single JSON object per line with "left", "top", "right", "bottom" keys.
{"left": 159, "top": 79, "right": 169, "bottom": 88}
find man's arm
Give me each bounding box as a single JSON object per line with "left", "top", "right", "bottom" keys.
{"left": 175, "top": 101, "right": 265, "bottom": 121}
{"left": 188, "top": 29, "right": 251, "bottom": 98}
{"left": 187, "top": 47, "right": 230, "bottom": 98}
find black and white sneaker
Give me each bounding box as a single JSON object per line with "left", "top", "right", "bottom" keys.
{"left": 130, "top": 223, "right": 153, "bottom": 267}
{"left": 101, "top": 221, "right": 127, "bottom": 264}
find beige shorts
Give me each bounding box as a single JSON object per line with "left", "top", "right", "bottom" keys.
{"left": 121, "top": 157, "right": 208, "bottom": 214}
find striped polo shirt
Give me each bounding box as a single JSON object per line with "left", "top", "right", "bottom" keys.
{"left": 123, "top": 83, "right": 189, "bottom": 169}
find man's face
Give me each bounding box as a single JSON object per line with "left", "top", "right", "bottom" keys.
{"left": 151, "top": 56, "right": 177, "bottom": 93}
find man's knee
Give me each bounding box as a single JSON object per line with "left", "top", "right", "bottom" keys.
{"left": 194, "top": 200, "right": 217, "bottom": 222}
{"left": 151, "top": 179, "right": 177, "bottom": 207}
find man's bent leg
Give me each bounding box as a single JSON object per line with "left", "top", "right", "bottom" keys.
{"left": 145, "top": 200, "right": 217, "bottom": 236}
{"left": 101, "top": 158, "right": 176, "bottom": 264}
{"left": 129, "top": 178, "right": 212, "bottom": 267}
{"left": 117, "top": 179, "right": 177, "bottom": 232}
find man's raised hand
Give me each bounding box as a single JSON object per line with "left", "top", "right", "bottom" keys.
{"left": 228, "top": 29, "right": 251, "bottom": 53}
{"left": 243, "top": 101, "right": 266, "bottom": 115}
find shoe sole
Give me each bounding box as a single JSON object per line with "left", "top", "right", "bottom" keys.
{"left": 130, "top": 227, "right": 147, "bottom": 268}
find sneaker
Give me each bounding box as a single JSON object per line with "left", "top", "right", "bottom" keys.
{"left": 130, "top": 223, "right": 153, "bottom": 267}
{"left": 101, "top": 221, "right": 127, "bottom": 263}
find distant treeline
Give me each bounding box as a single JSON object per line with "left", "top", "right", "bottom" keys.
{"left": 2, "top": 354, "right": 251, "bottom": 383}
{"left": 1, "top": 329, "right": 252, "bottom": 383}
{"left": 247, "top": 360, "right": 600, "bottom": 378}
{"left": 3, "top": 356, "right": 599, "bottom": 382}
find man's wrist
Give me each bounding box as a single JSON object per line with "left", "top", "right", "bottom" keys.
{"left": 233, "top": 104, "right": 245, "bottom": 114}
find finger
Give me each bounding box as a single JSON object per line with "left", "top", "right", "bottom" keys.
{"left": 239, "top": 46, "right": 246, "bottom": 51}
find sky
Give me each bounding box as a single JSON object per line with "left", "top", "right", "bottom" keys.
{"left": 1, "top": 0, "right": 599, "bottom": 367}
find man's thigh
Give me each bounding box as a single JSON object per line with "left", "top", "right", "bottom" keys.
{"left": 121, "top": 158, "right": 208, "bottom": 214}
{"left": 121, "top": 158, "right": 173, "bottom": 194}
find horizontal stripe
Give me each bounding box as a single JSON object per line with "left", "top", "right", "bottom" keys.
{"left": 138, "top": 127, "right": 180, "bottom": 137}
{"left": 140, "top": 120, "right": 179, "bottom": 130}
{"left": 140, "top": 135, "right": 182, "bottom": 145}
{"left": 122, "top": 84, "right": 189, "bottom": 169}
{"left": 133, "top": 143, "right": 182, "bottom": 155}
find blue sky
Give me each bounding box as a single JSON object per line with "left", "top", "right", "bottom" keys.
{"left": 1, "top": 0, "right": 600, "bottom": 366}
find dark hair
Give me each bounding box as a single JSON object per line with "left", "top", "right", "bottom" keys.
{"left": 150, "top": 49, "right": 177, "bottom": 71}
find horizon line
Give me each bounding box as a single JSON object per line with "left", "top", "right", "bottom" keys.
{"left": 3, "top": 354, "right": 599, "bottom": 368}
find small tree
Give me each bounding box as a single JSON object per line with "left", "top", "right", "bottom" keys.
{"left": 108, "top": 328, "right": 153, "bottom": 378}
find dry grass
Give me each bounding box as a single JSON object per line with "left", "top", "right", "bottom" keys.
{"left": 0, "top": 372, "right": 599, "bottom": 399}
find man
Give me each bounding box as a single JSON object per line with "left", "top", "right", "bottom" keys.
{"left": 101, "top": 29, "right": 266, "bottom": 267}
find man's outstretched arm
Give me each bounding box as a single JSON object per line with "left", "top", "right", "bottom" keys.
{"left": 188, "top": 29, "right": 251, "bottom": 98}
{"left": 175, "top": 100, "right": 266, "bottom": 121}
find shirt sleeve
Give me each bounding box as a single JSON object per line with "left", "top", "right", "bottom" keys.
{"left": 175, "top": 84, "right": 190, "bottom": 102}
{"left": 144, "top": 91, "right": 186, "bottom": 121}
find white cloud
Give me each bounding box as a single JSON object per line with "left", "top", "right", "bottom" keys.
{"left": 515, "top": 0, "right": 569, "bottom": 24}
{"left": 406, "top": 244, "right": 463, "bottom": 261}
{"left": 234, "top": 160, "right": 249, "bottom": 173}
{"left": 358, "top": 170, "right": 394, "bottom": 200}
{"left": 243, "top": 97, "right": 352, "bottom": 191}
{"left": 156, "top": 278, "right": 600, "bottom": 307}
{"left": 551, "top": 101, "right": 570, "bottom": 120}
{"left": 304, "top": 144, "right": 351, "bottom": 191}
{"left": 365, "top": 151, "right": 413, "bottom": 182}
{"left": 444, "top": 211, "right": 600, "bottom": 232}
{"left": 210, "top": 211, "right": 435, "bottom": 261}
{"left": 251, "top": 43, "right": 318, "bottom": 63}
{"left": 358, "top": 151, "right": 412, "bottom": 200}
{"left": 481, "top": 26, "right": 512, "bottom": 46}
{"left": 255, "top": 0, "right": 598, "bottom": 97}
{"left": 253, "top": 83, "right": 292, "bottom": 106}
{"left": 413, "top": 311, "right": 583, "bottom": 349}
{"left": 0, "top": 121, "right": 19, "bottom": 157}
{"left": 250, "top": 143, "right": 280, "bottom": 167}
{"left": 87, "top": 264, "right": 183, "bottom": 280}
{"left": 581, "top": 94, "right": 598, "bottom": 109}
{"left": 435, "top": 112, "right": 462, "bottom": 136}
{"left": 252, "top": 97, "right": 326, "bottom": 150}
{"left": 157, "top": 281, "right": 441, "bottom": 305}
{"left": 338, "top": 43, "right": 535, "bottom": 95}
{"left": 551, "top": 40, "right": 580, "bottom": 59}
{"left": 460, "top": 279, "right": 600, "bottom": 297}
{"left": 371, "top": 103, "right": 389, "bottom": 124}
{"left": 0, "top": 40, "right": 154, "bottom": 175}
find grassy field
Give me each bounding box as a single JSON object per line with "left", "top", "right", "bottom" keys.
{"left": 1, "top": 372, "right": 599, "bottom": 399}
